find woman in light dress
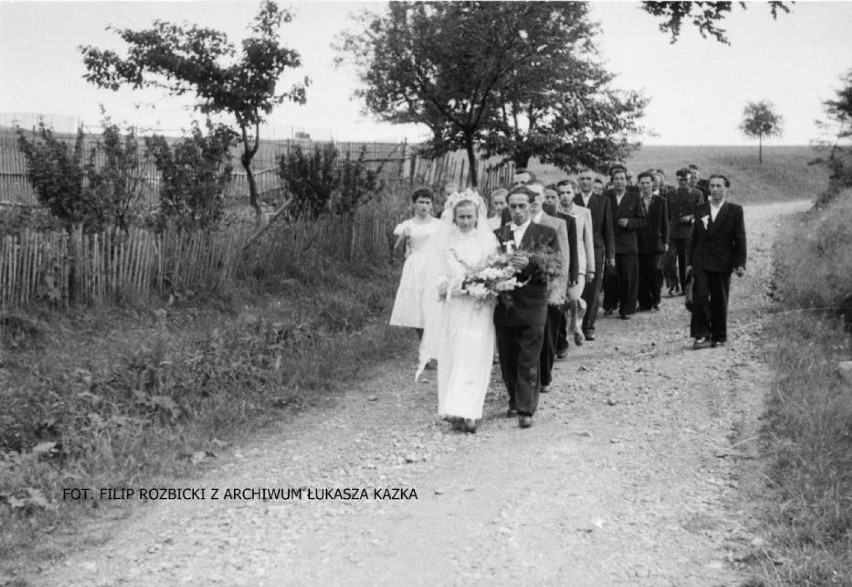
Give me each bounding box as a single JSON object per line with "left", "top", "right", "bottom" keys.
{"left": 389, "top": 188, "right": 442, "bottom": 338}
{"left": 418, "top": 189, "right": 499, "bottom": 433}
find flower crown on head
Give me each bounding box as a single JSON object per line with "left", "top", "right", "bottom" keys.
{"left": 443, "top": 187, "right": 484, "bottom": 215}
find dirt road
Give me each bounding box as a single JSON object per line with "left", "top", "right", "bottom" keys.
{"left": 24, "top": 201, "right": 808, "bottom": 587}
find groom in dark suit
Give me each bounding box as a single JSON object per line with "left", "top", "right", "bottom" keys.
{"left": 687, "top": 174, "right": 747, "bottom": 349}
{"left": 494, "top": 187, "right": 560, "bottom": 428}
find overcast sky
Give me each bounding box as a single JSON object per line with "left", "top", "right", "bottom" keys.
{"left": 1, "top": 1, "right": 851, "bottom": 145}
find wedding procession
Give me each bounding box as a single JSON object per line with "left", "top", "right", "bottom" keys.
{"left": 390, "top": 165, "right": 747, "bottom": 433}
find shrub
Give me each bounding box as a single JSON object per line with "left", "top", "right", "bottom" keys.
{"left": 17, "top": 119, "right": 146, "bottom": 232}
{"left": 145, "top": 121, "right": 236, "bottom": 230}
{"left": 772, "top": 189, "right": 852, "bottom": 322}
{"left": 278, "top": 143, "right": 383, "bottom": 220}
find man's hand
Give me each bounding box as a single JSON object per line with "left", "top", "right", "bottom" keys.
{"left": 664, "top": 244, "right": 669, "bottom": 252}
{"left": 510, "top": 252, "right": 529, "bottom": 271}
{"left": 587, "top": 271, "right": 595, "bottom": 280}
{"left": 734, "top": 266, "right": 745, "bottom": 277}
{"left": 617, "top": 218, "right": 629, "bottom": 228}
{"left": 607, "top": 258, "right": 616, "bottom": 267}
{"left": 680, "top": 215, "right": 693, "bottom": 224}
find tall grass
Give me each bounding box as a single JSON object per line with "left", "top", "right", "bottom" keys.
{"left": 757, "top": 191, "right": 852, "bottom": 585}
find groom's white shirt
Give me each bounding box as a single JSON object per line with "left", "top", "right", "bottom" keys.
{"left": 511, "top": 219, "right": 531, "bottom": 248}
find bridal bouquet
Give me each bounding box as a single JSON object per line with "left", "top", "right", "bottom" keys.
{"left": 460, "top": 252, "right": 527, "bottom": 304}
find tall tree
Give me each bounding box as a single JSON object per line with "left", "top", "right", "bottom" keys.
{"left": 639, "top": 1, "right": 791, "bottom": 45}
{"left": 337, "top": 2, "right": 645, "bottom": 184}
{"left": 79, "top": 0, "right": 308, "bottom": 223}
{"left": 739, "top": 100, "right": 784, "bottom": 164}
{"left": 480, "top": 4, "right": 647, "bottom": 170}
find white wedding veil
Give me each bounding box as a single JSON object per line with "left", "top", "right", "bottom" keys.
{"left": 415, "top": 188, "right": 497, "bottom": 380}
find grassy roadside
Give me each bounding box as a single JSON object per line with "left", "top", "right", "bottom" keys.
{"left": 754, "top": 192, "right": 852, "bottom": 585}
{"left": 0, "top": 248, "right": 411, "bottom": 575}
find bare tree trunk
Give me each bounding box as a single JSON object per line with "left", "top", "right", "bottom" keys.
{"left": 240, "top": 122, "right": 263, "bottom": 225}
{"left": 759, "top": 134, "right": 763, "bottom": 164}
{"left": 464, "top": 135, "right": 478, "bottom": 188}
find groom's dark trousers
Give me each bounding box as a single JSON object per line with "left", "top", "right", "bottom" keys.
{"left": 493, "top": 222, "right": 557, "bottom": 416}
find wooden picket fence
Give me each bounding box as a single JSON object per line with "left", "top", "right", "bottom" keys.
{"left": 0, "top": 206, "right": 401, "bottom": 311}
{"left": 0, "top": 225, "right": 252, "bottom": 311}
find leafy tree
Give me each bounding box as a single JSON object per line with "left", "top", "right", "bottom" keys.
{"left": 79, "top": 0, "right": 308, "bottom": 223}
{"left": 145, "top": 121, "right": 236, "bottom": 230}
{"left": 739, "top": 100, "right": 784, "bottom": 164}
{"left": 639, "top": 1, "right": 791, "bottom": 45}
{"left": 338, "top": 2, "right": 645, "bottom": 183}
{"left": 811, "top": 67, "right": 852, "bottom": 204}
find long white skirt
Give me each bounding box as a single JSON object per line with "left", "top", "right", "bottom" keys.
{"left": 436, "top": 295, "right": 495, "bottom": 420}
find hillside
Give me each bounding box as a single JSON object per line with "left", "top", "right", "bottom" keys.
{"left": 529, "top": 145, "right": 828, "bottom": 205}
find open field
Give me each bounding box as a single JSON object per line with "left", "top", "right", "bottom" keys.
{"left": 528, "top": 145, "right": 828, "bottom": 205}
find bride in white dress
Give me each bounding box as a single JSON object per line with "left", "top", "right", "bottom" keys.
{"left": 417, "top": 189, "right": 499, "bottom": 433}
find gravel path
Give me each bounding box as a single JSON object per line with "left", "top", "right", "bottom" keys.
{"left": 24, "top": 200, "right": 809, "bottom": 587}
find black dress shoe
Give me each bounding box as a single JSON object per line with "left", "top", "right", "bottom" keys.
{"left": 620, "top": 314, "right": 631, "bottom": 320}
{"left": 584, "top": 331, "right": 595, "bottom": 341}
{"left": 463, "top": 419, "right": 477, "bottom": 433}
{"left": 506, "top": 408, "right": 518, "bottom": 418}
{"left": 518, "top": 415, "right": 532, "bottom": 428}
{"left": 693, "top": 337, "right": 712, "bottom": 350}
{"left": 556, "top": 349, "right": 569, "bottom": 360}
{"left": 711, "top": 341, "right": 726, "bottom": 348}
{"left": 540, "top": 385, "right": 550, "bottom": 394}
{"left": 603, "top": 309, "right": 614, "bottom": 316}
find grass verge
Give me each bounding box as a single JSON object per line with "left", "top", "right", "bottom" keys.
{"left": 0, "top": 249, "right": 410, "bottom": 575}
{"left": 753, "top": 193, "right": 852, "bottom": 585}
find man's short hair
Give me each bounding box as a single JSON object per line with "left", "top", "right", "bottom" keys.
{"left": 688, "top": 164, "right": 699, "bottom": 171}
{"left": 507, "top": 186, "right": 535, "bottom": 202}
{"left": 708, "top": 173, "right": 731, "bottom": 188}
{"left": 593, "top": 178, "right": 604, "bottom": 185}
{"left": 556, "top": 178, "right": 577, "bottom": 189}
{"left": 676, "top": 167, "right": 692, "bottom": 179}
{"left": 609, "top": 164, "right": 628, "bottom": 179}
{"left": 637, "top": 170, "right": 655, "bottom": 183}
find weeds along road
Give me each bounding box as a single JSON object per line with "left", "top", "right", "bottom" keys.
{"left": 28, "top": 201, "right": 810, "bottom": 587}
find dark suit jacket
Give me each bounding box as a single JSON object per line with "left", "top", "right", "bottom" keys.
{"left": 493, "top": 222, "right": 558, "bottom": 328}
{"left": 607, "top": 190, "right": 647, "bottom": 256}
{"left": 688, "top": 201, "right": 747, "bottom": 273}
{"left": 573, "top": 192, "right": 615, "bottom": 266}
{"left": 555, "top": 212, "right": 580, "bottom": 285}
{"left": 666, "top": 187, "right": 704, "bottom": 240}
{"left": 638, "top": 194, "right": 669, "bottom": 254}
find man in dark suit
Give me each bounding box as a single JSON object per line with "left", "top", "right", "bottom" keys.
{"left": 603, "top": 166, "right": 646, "bottom": 319}
{"left": 574, "top": 168, "right": 615, "bottom": 341}
{"left": 664, "top": 168, "right": 704, "bottom": 295}
{"left": 688, "top": 164, "right": 710, "bottom": 199}
{"left": 637, "top": 171, "right": 669, "bottom": 311}
{"left": 536, "top": 192, "right": 578, "bottom": 392}
{"left": 494, "top": 187, "right": 560, "bottom": 428}
{"left": 687, "top": 174, "right": 747, "bottom": 349}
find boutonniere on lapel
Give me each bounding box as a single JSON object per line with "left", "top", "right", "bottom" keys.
{"left": 700, "top": 215, "right": 710, "bottom": 229}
